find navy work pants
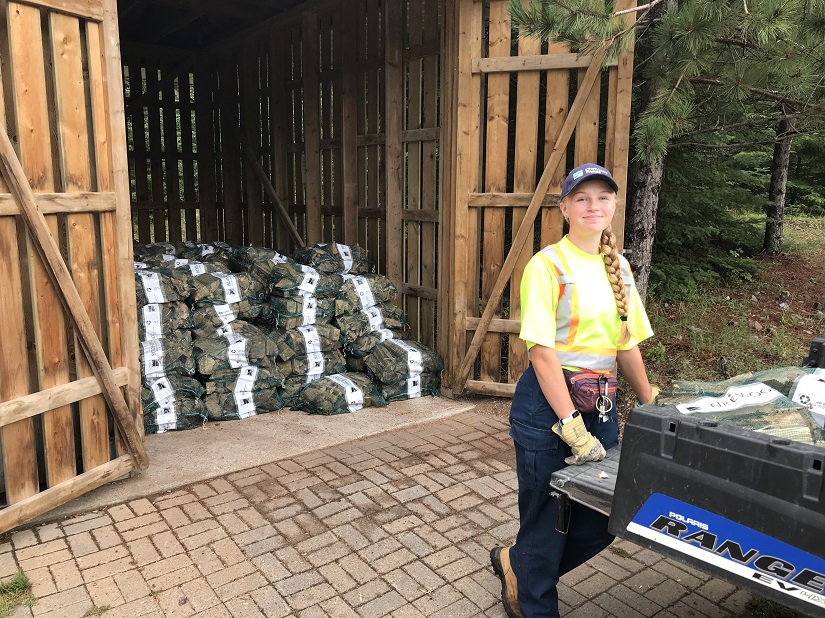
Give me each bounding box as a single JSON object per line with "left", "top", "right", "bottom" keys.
{"left": 508, "top": 364, "right": 619, "bottom": 618}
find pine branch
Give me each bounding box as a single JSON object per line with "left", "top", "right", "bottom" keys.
{"left": 689, "top": 78, "right": 825, "bottom": 112}
{"left": 613, "top": 0, "right": 666, "bottom": 18}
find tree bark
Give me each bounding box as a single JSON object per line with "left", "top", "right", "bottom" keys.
{"left": 763, "top": 116, "right": 794, "bottom": 255}
{"left": 625, "top": 155, "right": 665, "bottom": 300}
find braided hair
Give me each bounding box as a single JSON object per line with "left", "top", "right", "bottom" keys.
{"left": 600, "top": 226, "right": 632, "bottom": 346}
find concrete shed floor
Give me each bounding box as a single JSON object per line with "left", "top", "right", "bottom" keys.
{"left": 38, "top": 395, "right": 474, "bottom": 524}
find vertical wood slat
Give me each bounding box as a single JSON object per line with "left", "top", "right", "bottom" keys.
{"left": 319, "top": 13, "right": 333, "bottom": 242}
{"left": 161, "top": 69, "right": 181, "bottom": 242}
{"left": 51, "top": 12, "right": 110, "bottom": 472}
{"left": 575, "top": 66, "right": 600, "bottom": 165}
{"left": 87, "top": 19, "right": 128, "bottom": 456}
{"left": 541, "top": 42, "right": 569, "bottom": 248}
{"left": 269, "top": 30, "right": 290, "bottom": 251}
{"left": 242, "top": 40, "right": 264, "bottom": 247}
{"left": 289, "top": 27, "right": 306, "bottom": 244}
{"left": 481, "top": 0, "right": 511, "bottom": 383}
{"left": 384, "top": 0, "right": 404, "bottom": 293}
{"left": 179, "top": 72, "right": 198, "bottom": 241}
{"left": 146, "top": 61, "right": 165, "bottom": 242}
{"left": 365, "top": 0, "right": 380, "bottom": 270}
{"left": 302, "top": 11, "right": 322, "bottom": 245}
{"left": 194, "top": 63, "right": 218, "bottom": 241}
{"left": 405, "top": 0, "right": 423, "bottom": 341}
{"left": 339, "top": 2, "right": 358, "bottom": 246}
{"left": 509, "top": 2, "right": 541, "bottom": 383}
{"left": 219, "top": 55, "right": 241, "bottom": 244}
{"left": 130, "top": 61, "right": 151, "bottom": 242}
{"left": 6, "top": 2, "right": 54, "bottom": 501}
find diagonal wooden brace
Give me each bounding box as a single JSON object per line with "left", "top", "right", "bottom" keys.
{"left": 452, "top": 45, "right": 609, "bottom": 395}
{"left": 0, "top": 124, "right": 149, "bottom": 470}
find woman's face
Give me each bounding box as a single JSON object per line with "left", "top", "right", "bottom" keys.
{"left": 559, "top": 179, "right": 616, "bottom": 235}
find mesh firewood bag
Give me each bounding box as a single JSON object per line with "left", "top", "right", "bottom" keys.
{"left": 334, "top": 274, "right": 397, "bottom": 315}
{"left": 135, "top": 268, "right": 191, "bottom": 305}
{"left": 345, "top": 328, "right": 407, "bottom": 358}
{"left": 230, "top": 246, "right": 294, "bottom": 284}
{"left": 178, "top": 241, "right": 234, "bottom": 263}
{"left": 206, "top": 365, "right": 285, "bottom": 394}
{"left": 292, "top": 243, "right": 370, "bottom": 275}
{"left": 364, "top": 339, "right": 444, "bottom": 383}
{"left": 144, "top": 396, "right": 208, "bottom": 434}
{"left": 190, "top": 271, "right": 263, "bottom": 307}
{"left": 140, "top": 337, "right": 196, "bottom": 382}
{"left": 380, "top": 372, "right": 441, "bottom": 402}
{"left": 190, "top": 302, "right": 263, "bottom": 337}
{"left": 173, "top": 259, "right": 228, "bottom": 277}
{"left": 142, "top": 374, "right": 204, "bottom": 409}
{"left": 345, "top": 355, "right": 369, "bottom": 373}
{"left": 134, "top": 242, "right": 176, "bottom": 262}
{"left": 138, "top": 302, "right": 192, "bottom": 342}
{"left": 296, "top": 372, "right": 386, "bottom": 415}
{"left": 272, "top": 323, "right": 342, "bottom": 361}
{"left": 335, "top": 303, "right": 407, "bottom": 343}
{"left": 268, "top": 262, "right": 343, "bottom": 298}
{"left": 204, "top": 388, "right": 284, "bottom": 420}
{"left": 264, "top": 296, "right": 335, "bottom": 330}
{"left": 193, "top": 323, "right": 278, "bottom": 375}
{"left": 277, "top": 349, "right": 347, "bottom": 379}
{"left": 280, "top": 375, "right": 320, "bottom": 406}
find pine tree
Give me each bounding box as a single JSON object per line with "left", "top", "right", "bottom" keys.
{"left": 511, "top": 0, "right": 825, "bottom": 296}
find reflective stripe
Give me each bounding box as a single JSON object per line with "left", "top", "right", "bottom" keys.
{"left": 556, "top": 350, "right": 617, "bottom": 371}
{"left": 540, "top": 246, "right": 576, "bottom": 345}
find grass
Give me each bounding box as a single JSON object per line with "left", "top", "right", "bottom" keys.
{"left": 83, "top": 606, "right": 110, "bottom": 617}
{"left": 0, "top": 570, "right": 34, "bottom": 618}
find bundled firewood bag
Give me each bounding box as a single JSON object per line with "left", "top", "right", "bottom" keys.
{"left": 190, "top": 301, "right": 264, "bottom": 337}
{"left": 204, "top": 388, "right": 284, "bottom": 420}
{"left": 335, "top": 303, "right": 407, "bottom": 343}
{"left": 380, "top": 372, "right": 441, "bottom": 402}
{"left": 178, "top": 241, "right": 234, "bottom": 264}
{"left": 277, "top": 349, "right": 347, "bottom": 379}
{"left": 268, "top": 262, "right": 343, "bottom": 298}
{"left": 193, "top": 323, "right": 278, "bottom": 375}
{"left": 173, "top": 259, "right": 228, "bottom": 277}
{"left": 190, "top": 271, "right": 264, "bottom": 307}
{"left": 230, "top": 246, "right": 294, "bottom": 284}
{"left": 134, "top": 242, "right": 176, "bottom": 262}
{"left": 346, "top": 355, "right": 369, "bottom": 373}
{"left": 273, "top": 323, "right": 342, "bottom": 361}
{"left": 280, "top": 375, "right": 320, "bottom": 405}
{"left": 138, "top": 301, "right": 192, "bottom": 342}
{"left": 293, "top": 242, "right": 370, "bottom": 275}
{"left": 135, "top": 268, "right": 191, "bottom": 305}
{"left": 296, "top": 372, "right": 386, "bottom": 415}
{"left": 345, "top": 328, "right": 407, "bottom": 358}
{"left": 364, "top": 339, "right": 444, "bottom": 383}
{"left": 140, "top": 337, "right": 196, "bottom": 381}
{"left": 264, "top": 296, "right": 335, "bottom": 330}
{"left": 141, "top": 374, "right": 204, "bottom": 413}
{"left": 144, "top": 396, "right": 208, "bottom": 434}
{"left": 206, "top": 365, "right": 285, "bottom": 394}
{"left": 335, "top": 274, "right": 397, "bottom": 315}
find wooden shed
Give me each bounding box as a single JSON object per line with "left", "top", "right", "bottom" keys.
{"left": 0, "top": 0, "right": 636, "bottom": 529}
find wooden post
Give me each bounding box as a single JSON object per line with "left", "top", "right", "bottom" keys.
{"left": 302, "top": 10, "right": 322, "bottom": 244}
{"left": 339, "top": 3, "right": 358, "bottom": 246}
{"left": 384, "top": 0, "right": 404, "bottom": 290}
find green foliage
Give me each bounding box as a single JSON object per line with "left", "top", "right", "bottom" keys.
{"left": 0, "top": 570, "right": 34, "bottom": 618}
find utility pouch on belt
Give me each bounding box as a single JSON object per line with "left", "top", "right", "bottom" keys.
{"left": 562, "top": 369, "right": 617, "bottom": 415}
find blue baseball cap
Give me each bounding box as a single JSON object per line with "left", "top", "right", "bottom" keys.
{"left": 560, "top": 163, "right": 619, "bottom": 199}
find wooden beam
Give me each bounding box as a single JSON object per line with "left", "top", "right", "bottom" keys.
{"left": 0, "top": 192, "right": 116, "bottom": 216}
{"left": 0, "top": 456, "right": 134, "bottom": 535}
{"left": 400, "top": 283, "right": 438, "bottom": 301}
{"left": 339, "top": 3, "right": 358, "bottom": 245}
{"left": 465, "top": 317, "right": 521, "bottom": 334}
{"left": 468, "top": 192, "right": 559, "bottom": 208}
{"left": 0, "top": 368, "right": 130, "bottom": 428}
{"left": 452, "top": 45, "right": 610, "bottom": 395}
{"left": 12, "top": 0, "right": 103, "bottom": 22}
{"left": 403, "top": 127, "right": 440, "bottom": 143}
{"left": 465, "top": 380, "right": 515, "bottom": 397}
{"left": 240, "top": 135, "right": 305, "bottom": 248}
{"left": 384, "top": 0, "right": 404, "bottom": 289}
{"left": 0, "top": 123, "right": 149, "bottom": 470}
{"left": 472, "top": 53, "right": 618, "bottom": 74}
{"left": 301, "top": 10, "right": 322, "bottom": 244}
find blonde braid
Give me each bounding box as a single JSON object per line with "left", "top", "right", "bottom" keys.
{"left": 600, "top": 226, "right": 632, "bottom": 346}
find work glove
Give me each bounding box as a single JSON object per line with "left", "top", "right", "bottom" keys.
{"left": 552, "top": 413, "right": 606, "bottom": 465}
{"left": 635, "top": 385, "right": 660, "bottom": 407}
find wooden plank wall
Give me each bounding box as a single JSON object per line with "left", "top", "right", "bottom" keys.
{"left": 0, "top": 0, "right": 139, "bottom": 517}
{"left": 440, "top": 0, "right": 636, "bottom": 394}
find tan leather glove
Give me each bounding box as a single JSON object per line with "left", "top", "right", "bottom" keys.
{"left": 552, "top": 413, "right": 606, "bottom": 465}
{"left": 636, "top": 385, "right": 660, "bottom": 407}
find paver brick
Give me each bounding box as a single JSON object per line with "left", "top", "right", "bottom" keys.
{"left": 87, "top": 576, "right": 126, "bottom": 608}
{"left": 128, "top": 537, "right": 163, "bottom": 566}
{"left": 91, "top": 524, "right": 122, "bottom": 550}
{"left": 115, "top": 569, "right": 152, "bottom": 601}
{"left": 288, "top": 581, "right": 337, "bottom": 611}
{"left": 49, "top": 559, "right": 83, "bottom": 590}
{"left": 318, "top": 562, "right": 356, "bottom": 593}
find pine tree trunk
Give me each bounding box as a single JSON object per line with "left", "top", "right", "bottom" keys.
{"left": 625, "top": 156, "right": 665, "bottom": 301}
{"left": 763, "top": 117, "right": 794, "bottom": 255}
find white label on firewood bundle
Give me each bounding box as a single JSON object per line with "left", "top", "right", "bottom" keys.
{"left": 297, "top": 325, "right": 322, "bottom": 355}
{"left": 233, "top": 390, "right": 257, "bottom": 419}
{"left": 235, "top": 365, "right": 259, "bottom": 393}
{"left": 224, "top": 333, "right": 249, "bottom": 368}
{"left": 375, "top": 328, "right": 395, "bottom": 342}
{"left": 134, "top": 261, "right": 149, "bottom": 270}
{"left": 161, "top": 253, "right": 175, "bottom": 263}
{"left": 362, "top": 306, "right": 384, "bottom": 331}
{"left": 174, "top": 258, "right": 189, "bottom": 268}
{"left": 154, "top": 396, "right": 177, "bottom": 432}
{"left": 271, "top": 251, "right": 288, "bottom": 265}
{"left": 351, "top": 276, "right": 376, "bottom": 309}
{"left": 327, "top": 374, "right": 364, "bottom": 412}
{"left": 388, "top": 339, "right": 423, "bottom": 373}
{"left": 336, "top": 243, "right": 354, "bottom": 274}
{"left": 302, "top": 296, "right": 318, "bottom": 325}
{"left": 150, "top": 375, "right": 174, "bottom": 404}
{"left": 216, "top": 323, "right": 236, "bottom": 337}
{"left": 141, "top": 303, "right": 163, "bottom": 341}
{"left": 297, "top": 265, "right": 320, "bottom": 296}
{"left": 214, "top": 304, "right": 237, "bottom": 326}
{"left": 306, "top": 351, "right": 326, "bottom": 376}
{"left": 141, "top": 339, "right": 166, "bottom": 379}
{"left": 187, "top": 262, "right": 207, "bottom": 276}
{"left": 406, "top": 374, "right": 422, "bottom": 398}
{"left": 214, "top": 273, "right": 242, "bottom": 304}
{"left": 138, "top": 272, "right": 166, "bottom": 303}
{"left": 200, "top": 244, "right": 215, "bottom": 256}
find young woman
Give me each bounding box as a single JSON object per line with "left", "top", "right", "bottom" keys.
{"left": 491, "top": 163, "right": 658, "bottom": 618}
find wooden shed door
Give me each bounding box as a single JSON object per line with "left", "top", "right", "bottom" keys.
{"left": 0, "top": 0, "right": 147, "bottom": 533}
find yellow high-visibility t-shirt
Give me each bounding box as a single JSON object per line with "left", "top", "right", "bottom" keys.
{"left": 519, "top": 236, "right": 653, "bottom": 371}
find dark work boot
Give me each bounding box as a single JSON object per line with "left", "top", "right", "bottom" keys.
{"left": 490, "top": 546, "right": 521, "bottom": 618}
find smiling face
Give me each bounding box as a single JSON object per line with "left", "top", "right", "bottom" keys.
{"left": 559, "top": 178, "right": 617, "bottom": 238}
